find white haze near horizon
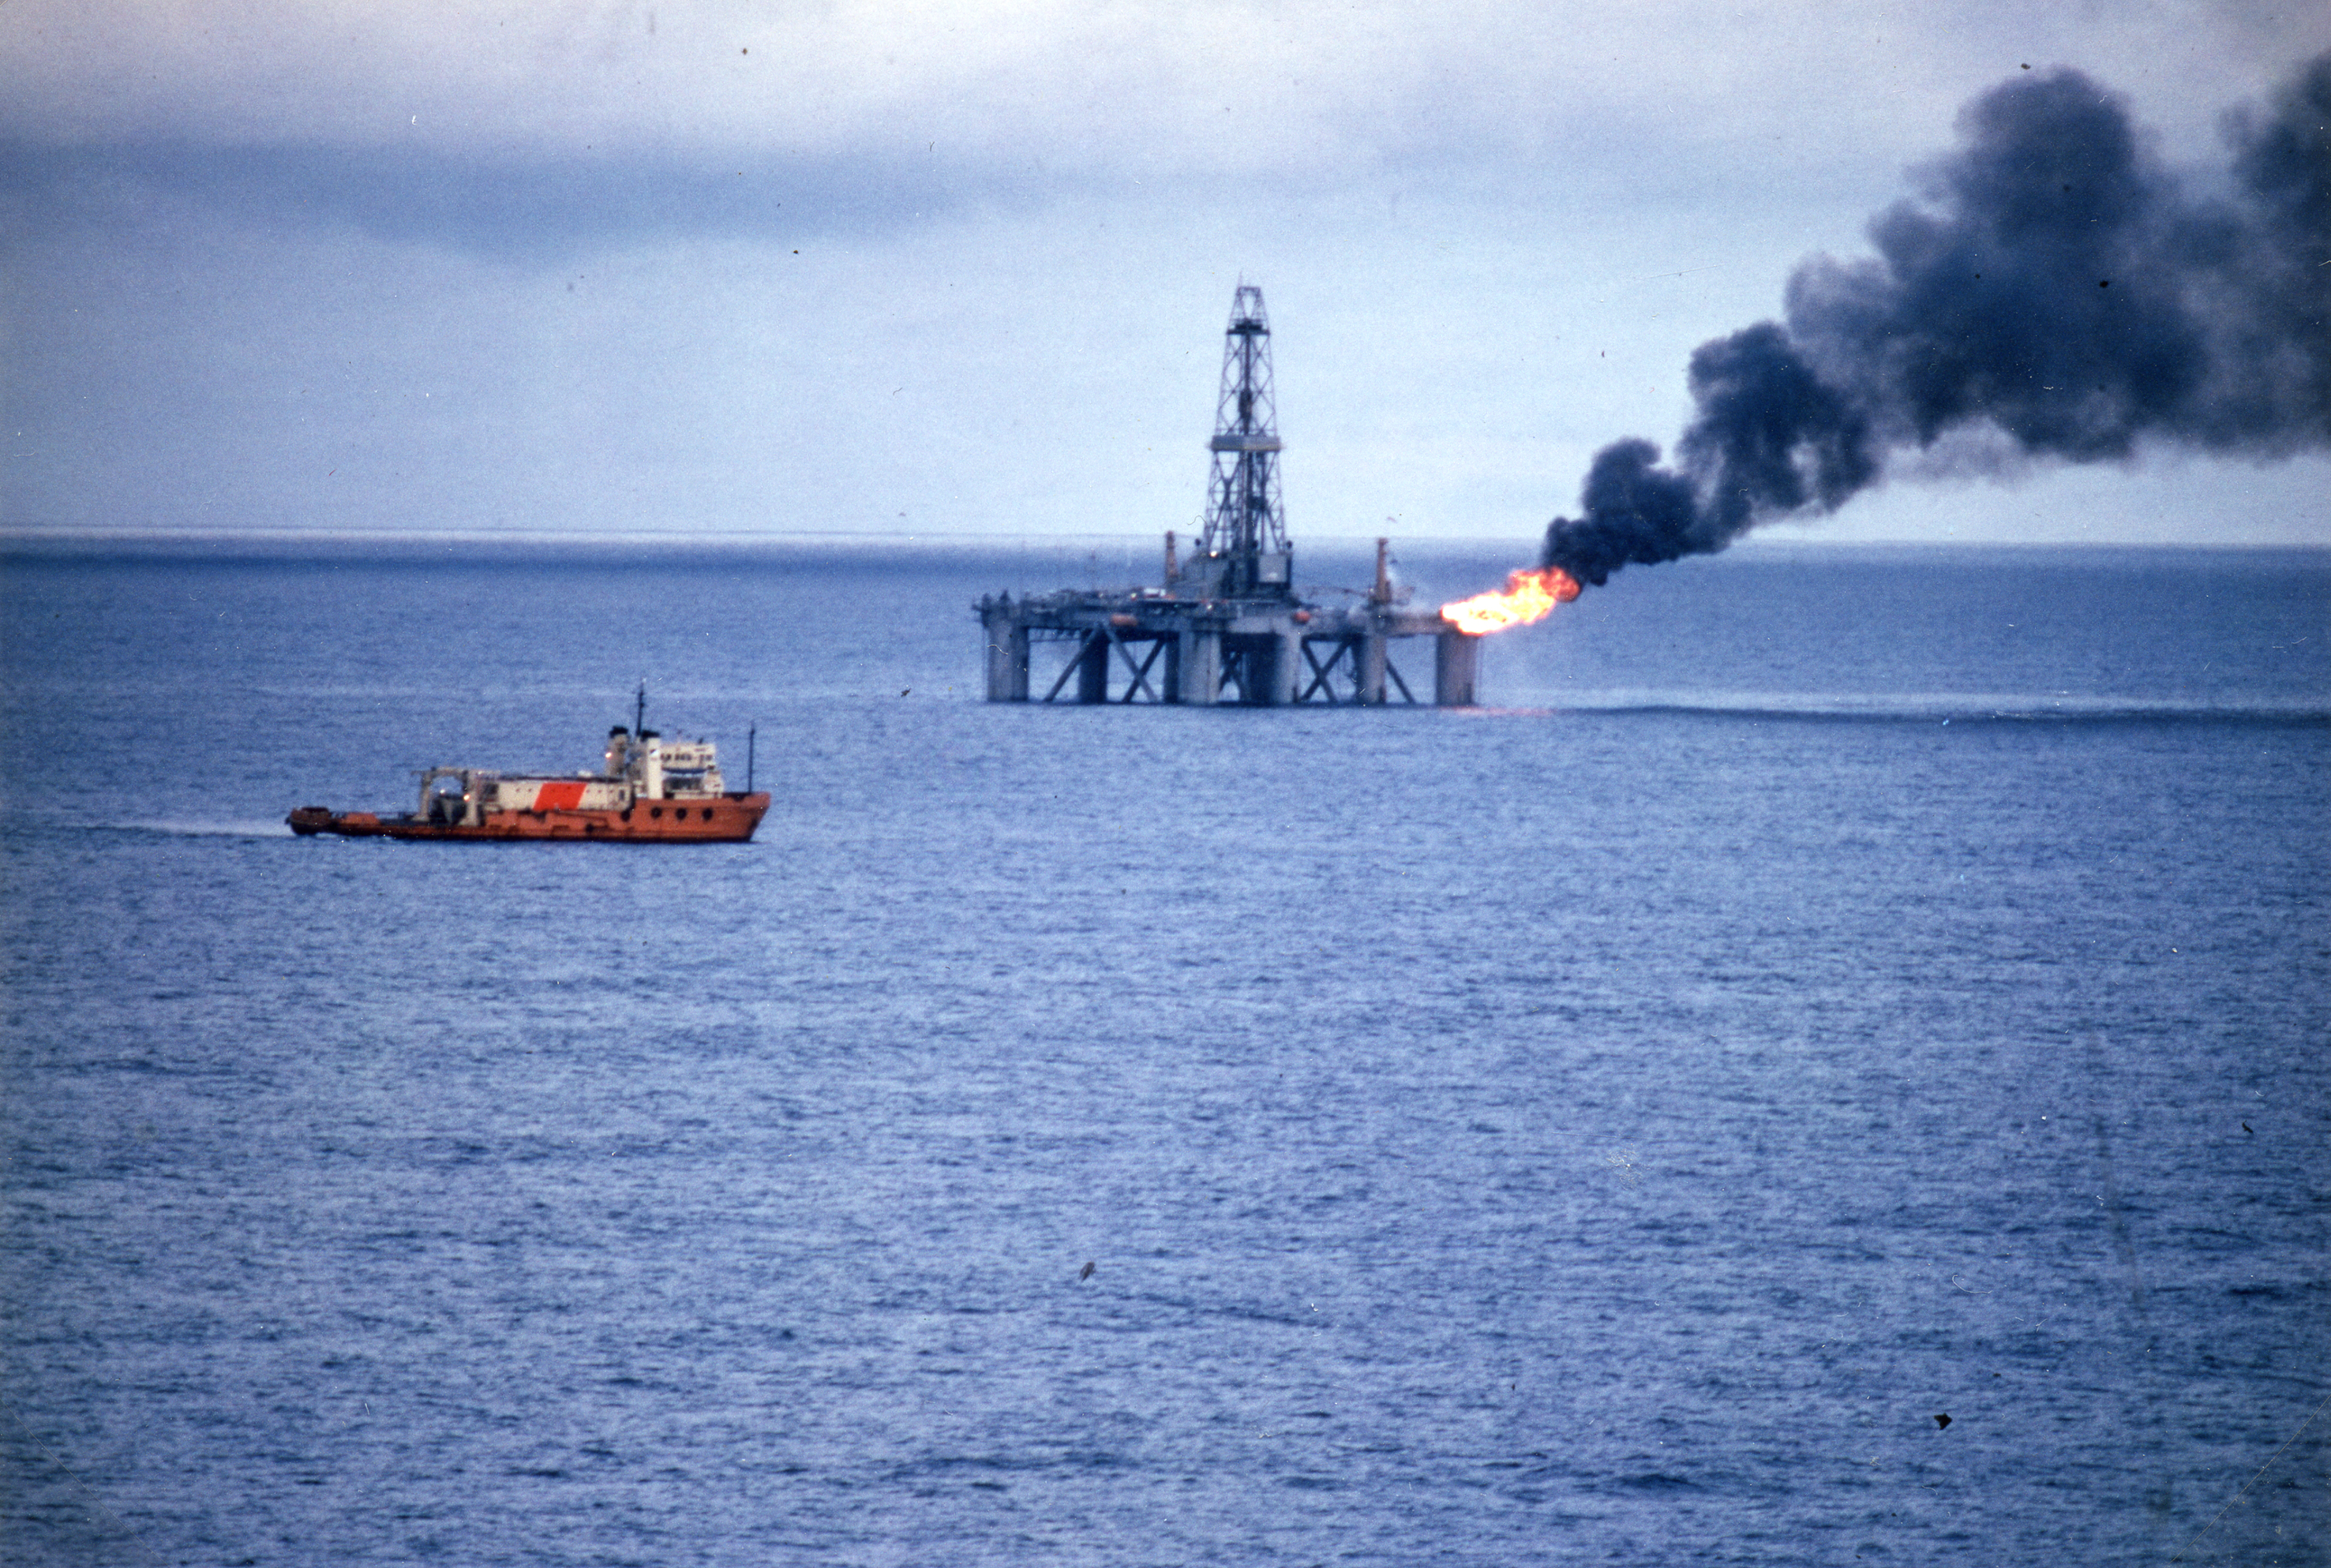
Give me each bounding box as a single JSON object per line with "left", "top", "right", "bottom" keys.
{"left": 2, "top": 0, "right": 2326, "bottom": 550}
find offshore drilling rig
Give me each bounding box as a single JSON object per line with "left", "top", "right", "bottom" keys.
{"left": 975, "top": 285, "right": 1481, "bottom": 705}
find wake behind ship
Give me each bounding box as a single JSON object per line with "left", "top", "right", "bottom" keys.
{"left": 288, "top": 721, "right": 768, "bottom": 843}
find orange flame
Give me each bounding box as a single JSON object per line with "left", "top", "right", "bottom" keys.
{"left": 1438, "top": 566, "right": 1582, "bottom": 634}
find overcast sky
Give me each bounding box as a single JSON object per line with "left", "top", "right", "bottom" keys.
{"left": 3, "top": 1, "right": 2326, "bottom": 551}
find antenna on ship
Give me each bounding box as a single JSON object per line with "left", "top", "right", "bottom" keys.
{"left": 747, "top": 723, "right": 757, "bottom": 795}
{"left": 634, "top": 680, "right": 646, "bottom": 736}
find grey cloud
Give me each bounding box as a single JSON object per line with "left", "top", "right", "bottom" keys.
{"left": 0, "top": 137, "right": 1055, "bottom": 258}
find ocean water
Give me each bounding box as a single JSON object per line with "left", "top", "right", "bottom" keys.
{"left": 2, "top": 537, "right": 2325, "bottom": 1566}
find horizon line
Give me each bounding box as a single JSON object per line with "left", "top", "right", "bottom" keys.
{"left": 5, "top": 525, "right": 2324, "bottom": 555}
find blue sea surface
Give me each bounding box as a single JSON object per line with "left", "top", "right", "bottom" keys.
{"left": 2, "top": 538, "right": 2326, "bottom": 1566}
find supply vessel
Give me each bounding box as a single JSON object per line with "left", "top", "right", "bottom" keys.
{"left": 287, "top": 720, "right": 768, "bottom": 843}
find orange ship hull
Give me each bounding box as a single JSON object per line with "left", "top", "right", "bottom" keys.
{"left": 287, "top": 792, "right": 770, "bottom": 843}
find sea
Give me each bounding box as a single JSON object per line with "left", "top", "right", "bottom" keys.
{"left": 2, "top": 536, "right": 2325, "bottom": 1567}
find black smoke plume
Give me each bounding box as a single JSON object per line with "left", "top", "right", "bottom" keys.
{"left": 1542, "top": 54, "right": 2330, "bottom": 586}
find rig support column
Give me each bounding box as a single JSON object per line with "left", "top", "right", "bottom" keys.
{"left": 984, "top": 619, "right": 1029, "bottom": 702}
{"left": 1076, "top": 632, "right": 1109, "bottom": 704}
{"left": 1178, "top": 629, "right": 1219, "bottom": 705}
{"left": 1267, "top": 629, "right": 1302, "bottom": 705}
{"left": 1435, "top": 631, "right": 1479, "bottom": 706}
{"left": 1357, "top": 631, "right": 1388, "bottom": 705}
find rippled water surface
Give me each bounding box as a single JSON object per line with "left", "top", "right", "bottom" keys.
{"left": 3, "top": 541, "right": 2326, "bottom": 1566}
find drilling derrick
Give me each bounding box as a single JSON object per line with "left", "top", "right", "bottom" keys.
{"left": 1190, "top": 285, "right": 1291, "bottom": 600}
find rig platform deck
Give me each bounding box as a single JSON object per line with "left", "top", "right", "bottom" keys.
{"left": 977, "top": 577, "right": 1478, "bottom": 705}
